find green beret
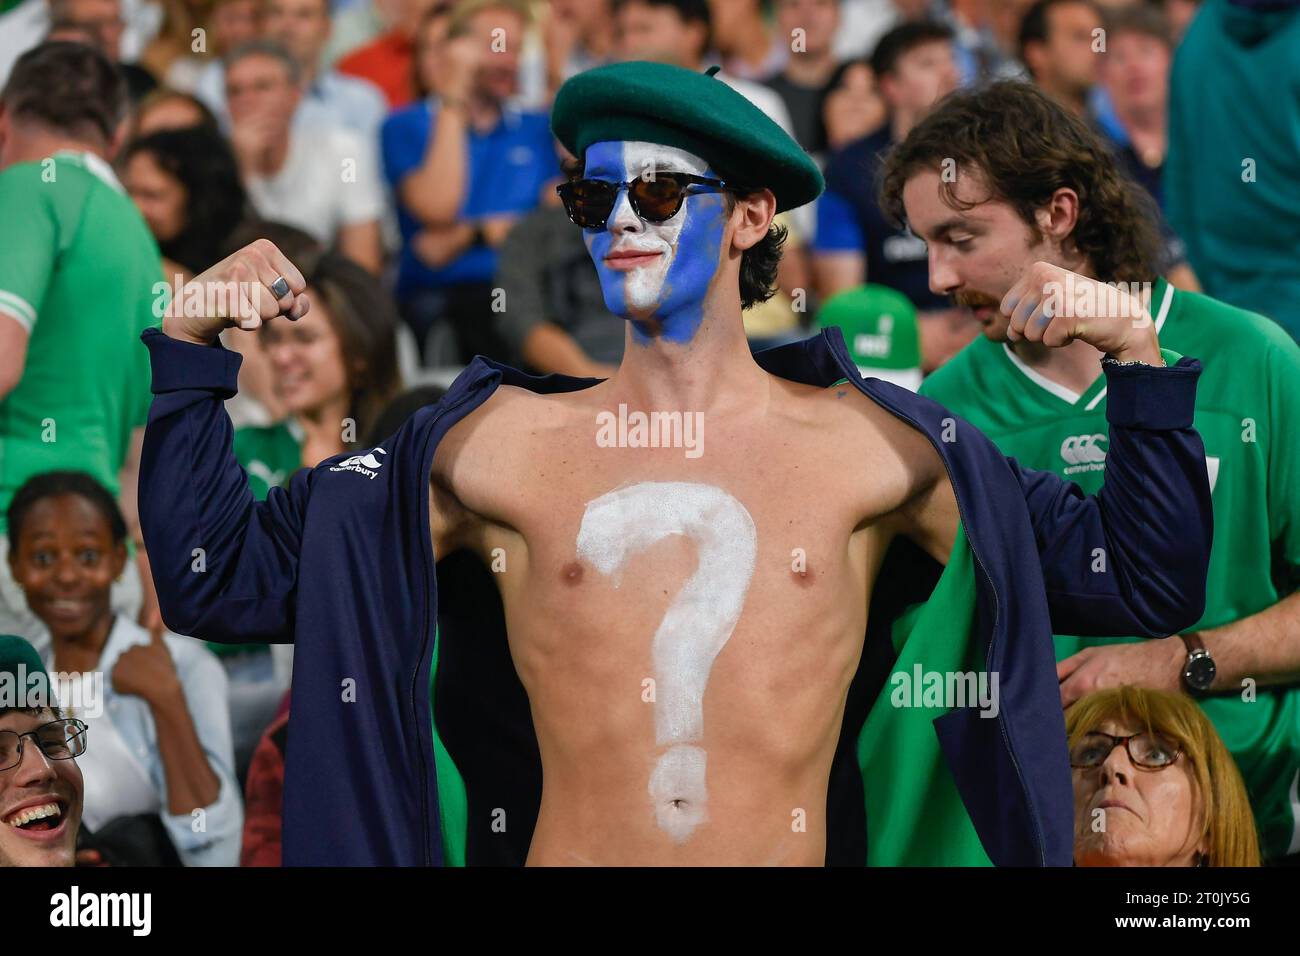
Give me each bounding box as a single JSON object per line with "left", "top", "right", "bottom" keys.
{"left": 551, "top": 61, "right": 824, "bottom": 213}
{"left": 0, "top": 634, "right": 55, "bottom": 712}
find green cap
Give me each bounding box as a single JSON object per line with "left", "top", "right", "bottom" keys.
{"left": 816, "top": 284, "right": 922, "bottom": 391}
{"left": 551, "top": 61, "right": 825, "bottom": 213}
{"left": 0, "top": 634, "right": 56, "bottom": 712}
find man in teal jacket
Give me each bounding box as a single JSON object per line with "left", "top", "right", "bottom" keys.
{"left": 1166, "top": 0, "right": 1300, "bottom": 339}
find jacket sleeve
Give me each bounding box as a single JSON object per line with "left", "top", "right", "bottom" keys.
{"left": 138, "top": 327, "right": 309, "bottom": 643}
{"left": 1012, "top": 353, "right": 1212, "bottom": 638}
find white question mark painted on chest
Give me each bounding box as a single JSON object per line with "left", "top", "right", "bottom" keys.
{"left": 576, "top": 481, "right": 757, "bottom": 843}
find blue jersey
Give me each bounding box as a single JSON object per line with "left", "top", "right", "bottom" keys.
{"left": 814, "top": 128, "right": 950, "bottom": 313}
{"left": 381, "top": 101, "right": 559, "bottom": 299}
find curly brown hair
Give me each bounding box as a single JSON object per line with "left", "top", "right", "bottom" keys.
{"left": 879, "top": 81, "right": 1162, "bottom": 285}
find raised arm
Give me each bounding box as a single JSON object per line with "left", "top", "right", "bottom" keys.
{"left": 1012, "top": 355, "right": 1211, "bottom": 637}
{"left": 1004, "top": 263, "right": 1212, "bottom": 636}
{"left": 139, "top": 241, "right": 312, "bottom": 643}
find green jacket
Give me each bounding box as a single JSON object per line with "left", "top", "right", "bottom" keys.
{"left": 1167, "top": 0, "right": 1300, "bottom": 339}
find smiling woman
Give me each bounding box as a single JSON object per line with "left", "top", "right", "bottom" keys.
{"left": 1067, "top": 686, "right": 1260, "bottom": 867}
{"left": 4, "top": 471, "right": 243, "bottom": 866}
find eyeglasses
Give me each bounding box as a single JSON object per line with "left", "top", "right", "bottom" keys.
{"left": 1069, "top": 731, "right": 1182, "bottom": 771}
{"left": 555, "top": 173, "right": 745, "bottom": 229}
{"left": 0, "top": 718, "right": 88, "bottom": 772}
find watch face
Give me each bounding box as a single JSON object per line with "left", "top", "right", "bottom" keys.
{"left": 1185, "top": 654, "right": 1216, "bottom": 692}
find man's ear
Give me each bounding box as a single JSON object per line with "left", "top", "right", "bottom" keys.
{"left": 1035, "top": 186, "right": 1082, "bottom": 245}
{"left": 731, "top": 188, "right": 776, "bottom": 252}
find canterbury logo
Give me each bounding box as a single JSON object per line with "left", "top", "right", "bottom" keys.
{"left": 1061, "top": 433, "right": 1107, "bottom": 466}
{"left": 329, "top": 446, "right": 387, "bottom": 480}
{"left": 338, "top": 449, "right": 386, "bottom": 470}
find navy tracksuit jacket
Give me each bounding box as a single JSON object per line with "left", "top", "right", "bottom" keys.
{"left": 138, "top": 326, "right": 1212, "bottom": 866}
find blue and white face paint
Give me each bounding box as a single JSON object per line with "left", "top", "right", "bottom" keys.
{"left": 582, "top": 140, "right": 731, "bottom": 345}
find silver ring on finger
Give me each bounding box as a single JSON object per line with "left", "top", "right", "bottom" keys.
{"left": 270, "top": 275, "right": 291, "bottom": 299}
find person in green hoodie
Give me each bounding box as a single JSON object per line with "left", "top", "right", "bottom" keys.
{"left": 1165, "top": 0, "right": 1300, "bottom": 340}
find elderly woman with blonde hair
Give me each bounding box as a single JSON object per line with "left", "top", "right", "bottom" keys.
{"left": 1067, "top": 686, "right": 1260, "bottom": 867}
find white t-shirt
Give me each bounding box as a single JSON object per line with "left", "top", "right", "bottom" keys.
{"left": 43, "top": 615, "right": 242, "bottom": 866}
{"left": 833, "top": 0, "right": 900, "bottom": 61}
{"left": 244, "top": 118, "right": 387, "bottom": 245}
{"left": 0, "top": 0, "right": 47, "bottom": 88}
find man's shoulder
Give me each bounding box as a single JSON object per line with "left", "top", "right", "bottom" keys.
{"left": 0, "top": 155, "right": 152, "bottom": 253}
{"left": 0, "top": 156, "right": 96, "bottom": 206}
{"left": 918, "top": 336, "right": 1005, "bottom": 405}
{"left": 772, "top": 374, "right": 945, "bottom": 475}
{"left": 1164, "top": 286, "right": 1299, "bottom": 362}
{"left": 0, "top": 158, "right": 44, "bottom": 186}
{"left": 436, "top": 379, "right": 596, "bottom": 455}
{"left": 0, "top": 160, "right": 56, "bottom": 220}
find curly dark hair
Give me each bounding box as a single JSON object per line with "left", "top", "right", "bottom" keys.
{"left": 6, "top": 471, "right": 127, "bottom": 548}
{"left": 879, "top": 81, "right": 1162, "bottom": 284}
{"left": 122, "top": 126, "right": 250, "bottom": 274}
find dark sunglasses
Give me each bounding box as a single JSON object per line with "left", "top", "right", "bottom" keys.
{"left": 556, "top": 173, "right": 746, "bottom": 229}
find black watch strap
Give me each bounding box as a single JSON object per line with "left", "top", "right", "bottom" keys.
{"left": 1180, "top": 632, "right": 1216, "bottom": 694}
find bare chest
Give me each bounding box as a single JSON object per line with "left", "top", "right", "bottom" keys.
{"left": 481, "top": 423, "right": 903, "bottom": 677}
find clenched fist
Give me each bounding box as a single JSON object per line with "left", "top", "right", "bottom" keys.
{"left": 161, "top": 239, "right": 310, "bottom": 346}
{"left": 111, "top": 627, "right": 182, "bottom": 705}
{"left": 1001, "top": 261, "right": 1163, "bottom": 365}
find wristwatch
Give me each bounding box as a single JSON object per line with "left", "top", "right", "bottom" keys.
{"left": 1179, "top": 632, "right": 1216, "bottom": 694}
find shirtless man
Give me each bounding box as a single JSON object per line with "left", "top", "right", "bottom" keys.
{"left": 141, "top": 62, "right": 1211, "bottom": 865}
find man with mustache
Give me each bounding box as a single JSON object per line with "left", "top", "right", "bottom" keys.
{"left": 910, "top": 81, "right": 1300, "bottom": 862}
{"left": 139, "top": 61, "right": 1211, "bottom": 865}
